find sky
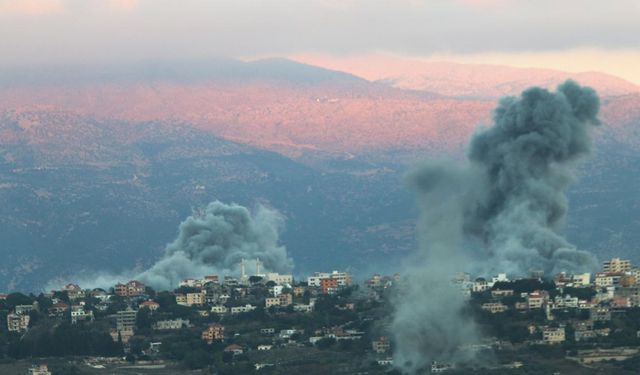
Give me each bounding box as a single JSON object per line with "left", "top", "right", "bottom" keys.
{"left": 0, "top": 0, "right": 639, "bottom": 83}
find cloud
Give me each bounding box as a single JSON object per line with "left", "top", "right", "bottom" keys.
{"left": 0, "top": 0, "right": 64, "bottom": 15}
{"left": 0, "top": 0, "right": 638, "bottom": 66}
{"left": 106, "top": 0, "right": 138, "bottom": 12}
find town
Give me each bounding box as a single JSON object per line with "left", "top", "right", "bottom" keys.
{"left": 2, "top": 257, "right": 640, "bottom": 374}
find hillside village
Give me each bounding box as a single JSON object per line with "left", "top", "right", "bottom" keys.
{"left": 2, "top": 258, "right": 640, "bottom": 374}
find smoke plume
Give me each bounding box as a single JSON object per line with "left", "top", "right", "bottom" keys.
{"left": 136, "top": 201, "right": 293, "bottom": 290}
{"left": 392, "top": 81, "right": 601, "bottom": 373}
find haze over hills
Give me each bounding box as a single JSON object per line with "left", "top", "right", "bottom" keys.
{"left": 0, "top": 58, "right": 639, "bottom": 290}
{"left": 289, "top": 54, "right": 640, "bottom": 98}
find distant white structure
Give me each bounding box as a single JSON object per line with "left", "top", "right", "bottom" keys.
{"left": 307, "top": 271, "right": 353, "bottom": 287}
{"left": 265, "top": 273, "right": 293, "bottom": 285}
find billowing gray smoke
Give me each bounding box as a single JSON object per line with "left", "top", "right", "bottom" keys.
{"left": 392, "top": 81, "right": 601, "bottom": 373}
{"left": 137, "top": 201, "right": 293, "bottom": 290}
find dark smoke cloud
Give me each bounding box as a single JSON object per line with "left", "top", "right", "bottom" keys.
{"left": 392, "top": 81, "right": 601, "bottom": 373}
{"left": 137, "top": 201, "right": 292, "bottom": 290}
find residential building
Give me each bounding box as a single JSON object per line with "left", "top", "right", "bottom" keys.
{"left": 224, "top": 344, "right": 244, "bottom": 355}
{"left": 603, "top": 258, "right": 632, "bottom": 273}
{"left": 265, "top": 297, "right": 280, "bottom": 308}
{"left": 265, "top": 273, "right": 293, "bottom": 285}
{"left": 116, "top": 308, "right": 137, "bottom": 332}
{"left": 527, "top": 291, "right": 548, "bottom": 309}
{"left": 70, "top": 305, "right": 93, "bottom": 324}
{"left": 62, "top": 283, "right": 85, "bottom": 300}
{"left": 320, "top": 278, "right": 339, "bottom": 294}
{"left": 114, "top": 280, "right": 145, "bottom": 297}
{"left": 279, "top": 293, "right": 293, "bottom": 306}
{"left": 7, "top": 313, "right": 30, "bottom": 332}
{"left": 543, "top": 327, "right": 566, "bottom": 344}
{"left": 260, "top": 328, "right": 275, "bottom": 335}
{"left": 15, "top": 304, "right": 37, "bottom": 315}
{"left": 590, "top": 307, "right": 612, "bottom": 321}
{"left": 202, "top": 324, "right": 225, "bottom": 343}
{"left": 481, "top": 302, "right": 508, "bottom": 313}
{"left": 186, "top": 292, "right": 205, "bottom": 306}
{"left": 175, "top": 294, "right": 187, "bottom": 305}
{"left": 372, "top": 337, "right": 390, "bottom": 353}
{"left": 595, "top": 273, "right": 617, "bottom": 288}
{"left": 28, "top": 364, "right": 52, "bottom": 375}
{"left": 211, "top": 305, "right": 229, "bottom": 314}
{"left": 573, "top": 273, "right": 591, "bottom": 286}
{"left": 230, "top": 304, "right": 256, "bottom": 314}
{"left": 48, "top": 302, "right": 70, "bottom": 318}
{"left": 139, "top": 300, "right": 160, "bottom": 311}
{"left": 472, "top": 278, "right": 489, "bottom": 293}
{"left": 293, "top": 286, "right": 306, "bottom": 297}
{"left": 308, "top": 271, "right": 353, "bottom": 288}
{"left": 153, "top": 318, "right": 191, "bottom": 330}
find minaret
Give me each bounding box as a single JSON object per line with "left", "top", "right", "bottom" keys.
{"left": 240, "top": 258, "right": 246, "bottom": 278}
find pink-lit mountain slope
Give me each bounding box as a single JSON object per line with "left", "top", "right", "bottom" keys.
{"left": 0, "top": 58, "right": 638, "bottom": 158}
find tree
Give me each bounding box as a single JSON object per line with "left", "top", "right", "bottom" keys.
{"left": 136, "top": 307, "right": 153, "bottom": 331}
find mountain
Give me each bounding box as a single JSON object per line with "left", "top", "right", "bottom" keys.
{"left": 0, "top": 58, "right": 639, "bottom": 290}
{"left": 0, "top": 109, "right": 416, "bottom": 290}
{"left": 289, "top": 54, "right": 640, "bottom": 98}
{"left": 1, "top": 58, "right": 638, "bottom": 159}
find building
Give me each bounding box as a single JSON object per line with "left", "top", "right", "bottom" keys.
{"left": 265, "top": 273, "right": 293, "bottom": 285}
{"left": 527, "top": 291, "right": 548, "bottom": 309}
{"left": 211, "top": 305, "right": 229, "bottom": 314}
{"left": 116, "top": 308, "right": 137, "bottom": 333}
{"left": 186, "top": 292, "right": 205, "bottom": 306}
{"left": 265, "top": 297, "right": 280, "bottom": 308}
{"left": 543, "top": 327, "right": 566, "bottom": 344}
{"left": 70, "top": 305, "right": 93, "bottom": 324}
{"left": 308, "top": 271, "right": 353, "bottom": 288}
{"left": 372, "top": 337, "right": 391, "bottom": 353}
{"left": 230, "top": 304, "right": 257, "bottom": 314}
{"left": 202, "top": 324, "right": 225, "bottom": 343}
{"left": 573, "top": 273, "right": 591, "bottom": 286}
{"left": 15, "top": 303, "right": 37, "bottom": 315}
{"left": 7, "top": 313, "right": 30, "bottom": 332}
{"left": 320, "top": 278, "right": 339, "bottom": 294}
{"left": 175, "top": 294, "right": 187, "bottom": 305}
{"left": 114, "top": 280, "right": 146, "bottom": 297}
{"left": 472, "top": 278, "right": 489, "bottom": 293}
{"left": 62, "top": 283, "right": 85, "bottom": 300}
{"left": 154, "top": 318, "right": 190, "bottom": 330}
{"left": 279, "top": 293, "right": 293, "bottom": 306}
{"left": 481, "top": 302, "right": 508, "bottom": 314}
{"left": 139, "top": 300, "right": 160, "bottom": 311}
{"left": 603, "top": 258, "right": 632, "bottom": 273}
{"left": 28, "top": 364, "right": 52, "bottom": 375}
{"left": 48, "top": 302, "right": 70, "bottom": 318}
{"left": 260, "top": 328, "right": 276, "bottom": 335}
{"left": 591, "top": 306, "right": 612, "bottom": 321}
{"left": 491, "top": 289, "right": 514, "bottom": 298}
{"left": 595, "top": 273, "right": 617, "bottom": 288}
{"left": 224, "top": 344, "right": 244, "bottom": 355}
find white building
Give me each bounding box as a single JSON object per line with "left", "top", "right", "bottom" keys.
{"left": 7, "top": 313, "right": 30, "bottom": 332}
{"left": 211, "top": 305, "right": 229, "bottom": 314}
{"left": 153, "top": 318, "right": 191, "bottom": 330}
{"left": 265, "top": 273, "right": 293, "bottom": 285}
{"left": 230, "top": 304, "right": 257, "bottom": 314}
{"left": 307, "top": 271, "right": 353, "bottom": 287}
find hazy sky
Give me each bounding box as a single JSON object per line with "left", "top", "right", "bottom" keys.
{"left": 1, "top": 0, "right": 639, "bottom": 82}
